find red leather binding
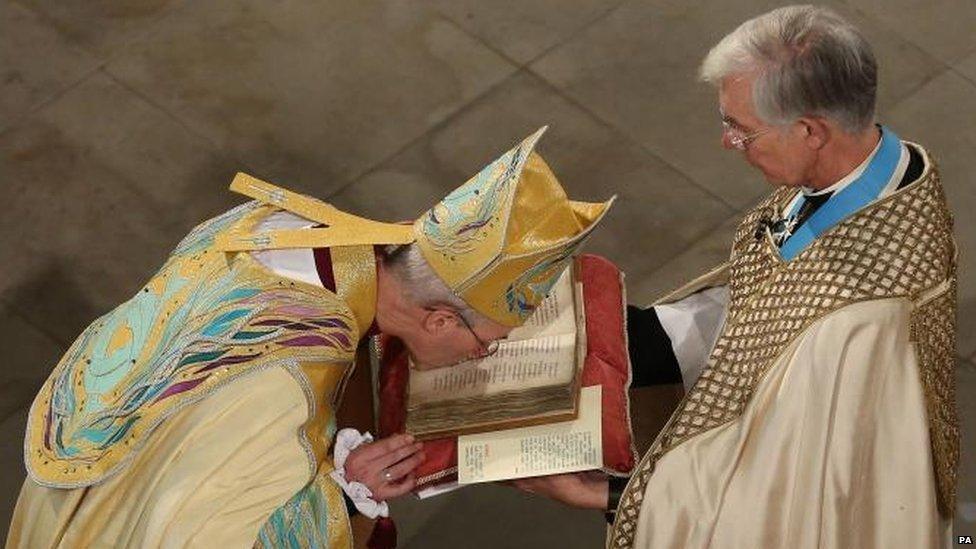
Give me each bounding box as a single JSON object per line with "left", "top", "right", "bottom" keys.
{"left": 377, "top": 254, "right": 636, "bottom": 490}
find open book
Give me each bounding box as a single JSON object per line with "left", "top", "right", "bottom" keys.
{"left": 405, "top": 266, "right": 586, "bottom": 439}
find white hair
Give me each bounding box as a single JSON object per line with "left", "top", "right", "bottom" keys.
{"left": 383, "top": 244, "right": 488, "bottom": 325}
{"left": 700, "top": 4, "right": 877, "bottom": 132}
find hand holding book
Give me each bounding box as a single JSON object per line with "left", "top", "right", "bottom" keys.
{"left": 508, "top": 470, "right": 610, "bottom": 510}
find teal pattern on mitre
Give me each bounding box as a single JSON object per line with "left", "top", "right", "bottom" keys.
{"left": 419, "top": 128, "right": 540, "bottom": 256}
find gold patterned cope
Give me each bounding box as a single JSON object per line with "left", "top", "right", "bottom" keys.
{"left": 26, "top": 183, "right": 385, "bottom": 489}
{"left": 609, "top": 144, "right": 959, "bottom": 548}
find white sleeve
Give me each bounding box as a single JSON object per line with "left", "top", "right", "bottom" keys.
{"left": 654, "top": 286, "right": 729, "bottom": 390}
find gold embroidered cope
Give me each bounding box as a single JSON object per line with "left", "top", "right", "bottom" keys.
{"left": 609, "top": 145, "right": 959, "bottom": 547}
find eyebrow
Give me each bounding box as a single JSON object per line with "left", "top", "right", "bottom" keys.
{"left": 719, "top": 110, "right": 752, "bottom": 132}
{"left": 719, "top": 109, "right": 743, "bottom": 127}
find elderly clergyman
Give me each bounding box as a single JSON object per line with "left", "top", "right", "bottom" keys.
{"left": 517, "top": 5, "right": 959, "bottom": 548}
{"left": 7, "top": 128, "right": 613, "bottom": 547}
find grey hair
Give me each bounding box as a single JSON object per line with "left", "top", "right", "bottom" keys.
{"left": 700, "top": 4, "right": 877, "bottom": 132}
{"left": 383, "top": 244, "right": 488, "bottom": 326}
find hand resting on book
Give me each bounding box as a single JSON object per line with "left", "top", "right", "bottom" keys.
{"left": 509, "top": 470, "right": 609, "bottom": 509}
{"left": 344, "top": 433, "right": 426, "bottom": 500}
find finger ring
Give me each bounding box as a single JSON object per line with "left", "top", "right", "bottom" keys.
{"left": 383, "top": 469, "right": 393, "bottom": 482}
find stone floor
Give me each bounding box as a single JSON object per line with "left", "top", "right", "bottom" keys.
{"left": 1, "top": 0, "right": 974, "bottom": 546}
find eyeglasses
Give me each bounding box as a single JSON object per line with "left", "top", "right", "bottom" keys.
{"left": 721, "top": 115, "right": 771, "bottom": 151}
{"left": 422, "top": 307, "right": 502, "bottom": 364}
{"left": 455, "top": 312, "right": 501, "bottom": 360}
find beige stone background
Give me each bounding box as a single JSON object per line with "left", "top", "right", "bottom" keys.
{"left": 1, "top": 0, "right": 974, "bottom": 546}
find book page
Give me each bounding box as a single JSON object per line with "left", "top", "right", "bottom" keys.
{"left": 456, "top": 385, "right": 603, "bottom": 484}
{"left": 408, "top": 333, "right": 576, "bottom": 405}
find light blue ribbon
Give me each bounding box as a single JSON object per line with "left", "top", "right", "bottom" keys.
{"left": 779, "top": 126, "right": 901, "bottom": 260}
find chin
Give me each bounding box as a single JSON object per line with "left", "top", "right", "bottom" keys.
{"left": 746, "top": 159, "right": 780, "bottom": 185}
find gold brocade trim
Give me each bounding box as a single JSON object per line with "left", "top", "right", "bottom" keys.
{"left": 329, "top": 245, "right": 380, "bottom": 440}
{"left": 609, "top": 145, "right": 958, "bottom": 547}
{"left": 331, "top": 245, "right": 379, "bottom": 338}
{"left": 295, "top": 361, "right": 351, "bottom": 471}
{"left": 218, "top": 225, "right": 413, "bottom": 250}
{"left": 910, "top": 280, "right": 959, "bottom": 517}
{"left": 229, "top": 173, "right": 381, "bottom": 230}
{"left": 318, "top": 463, "right": 354, "bottom": 549}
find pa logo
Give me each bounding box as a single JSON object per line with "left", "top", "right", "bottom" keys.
{"left": 959, "top": 535, "right": 974, "bottom": 544}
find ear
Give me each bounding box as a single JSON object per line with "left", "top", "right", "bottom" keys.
{"left": 798, "top": 117, "right": 830, "bottom": 150}
{"left": 421, "top": 309, "right": 461, "bottom": 337}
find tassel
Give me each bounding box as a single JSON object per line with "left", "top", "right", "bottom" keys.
{"left": 367, "top": 516, "right": 397, "bottom": 549}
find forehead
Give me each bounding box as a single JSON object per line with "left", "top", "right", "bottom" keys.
{"left": 718, "top": 73, "right": 759, "bottom": 123}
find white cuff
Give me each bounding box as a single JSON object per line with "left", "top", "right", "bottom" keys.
{"left": 329, "top": 428, "right": 390, "bottom": 519}
{"left": 655, "top": 285, "right": 729, "bottom": 391}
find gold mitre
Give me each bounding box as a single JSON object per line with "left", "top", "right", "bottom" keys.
{"left": 414, "top": 127, "right": 615, "bottom": 327}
